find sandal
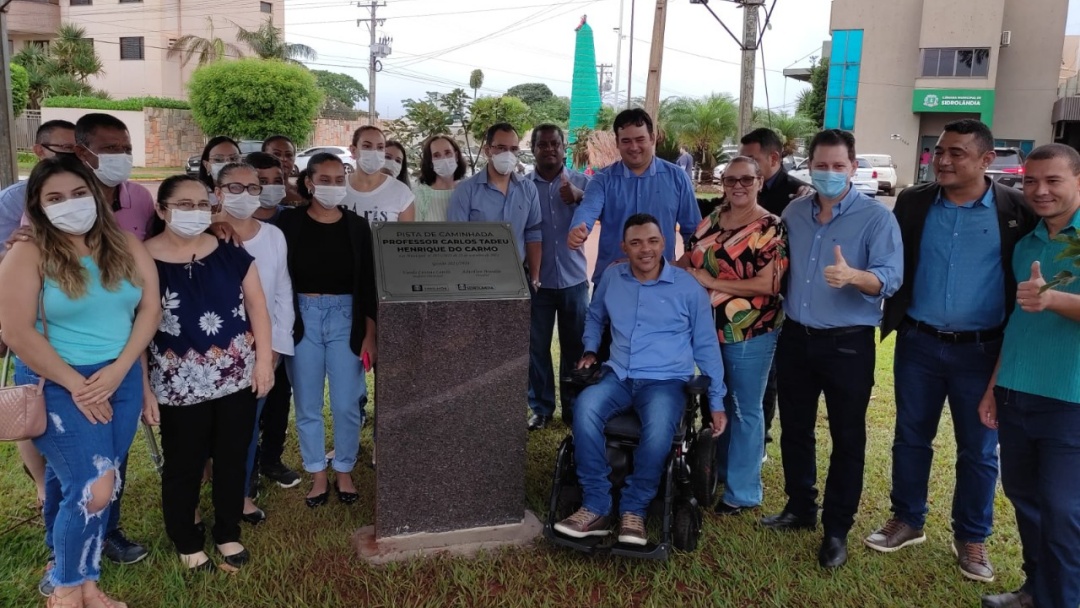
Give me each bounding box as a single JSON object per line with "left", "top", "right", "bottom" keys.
{"left": 83, "top": 589, "right": 127, "bottom": 608}
{"left": 46, "top": 588, "right": 81, "bottom": 608}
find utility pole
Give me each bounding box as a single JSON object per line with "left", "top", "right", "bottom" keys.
{"left": 612, "top": 0, "right": 625, "bottom": 109}
{"left": 626, "top": 0, "right": 636, "bottom": 109}
{"left": 597, "top": 63, "right": 612, "bottom": 101}
{"left": 358, "top": 2, "right": 391, "bottom": 126}
{"left": 738, "top": 0, "right": 765, "bottom": 139}
{"left": 0, "top": 0, "right": 19, "bottom": 187}
{"left": 643, "top": 0, "right": 668, "bottom": 123}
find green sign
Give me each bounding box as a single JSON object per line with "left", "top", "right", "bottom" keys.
{"left": 912, "top": 88, "right": 996, "bottom": 125}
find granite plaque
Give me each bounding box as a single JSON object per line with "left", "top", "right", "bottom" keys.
{"left": 371, "top": 222, "right": 529, "bottom": 302}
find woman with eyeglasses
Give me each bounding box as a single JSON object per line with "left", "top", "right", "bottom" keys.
{"left": 677, "top": 155, "right": 788, "bottom": 517}
{"left": 141, "top": 175, "right": 274, "bottom": 572}
{"left": 344, "top": 126, "right": 415, "bottom": 223}
{"left": 0, "top": 154, "right": 160, "bottom": 608}
{"left": 381, "top": 140, "right": 412, "bottom": 190}
{"left": 198, "top": 137, "right": 242, "bottom": 202}
{"left": 276, "top": 152, "right": 376, "bottom": 508}
{"left": 414, "top": 135, "right": 466, "bottom": 222}
{"left": 215, "top": 162, "right": 294, "bottom": 525}
{"left": 261, "top": 135, "right": 304, "bottom": 206}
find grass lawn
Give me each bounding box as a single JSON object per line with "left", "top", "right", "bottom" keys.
{"left": 0, "top": 335, "right": 1023, "bottom": 607}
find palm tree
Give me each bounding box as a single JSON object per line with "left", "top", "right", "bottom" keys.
{"left": 753, "top": 110, "right": 818, "bottom": 157}
{"left": 234, "top": 17, "right": 317, "bottom": 63}
{"left": 13, "top": 44, "right": 52, "bottom": 109}
{"left": 664, "top": 94, "right": 738, "bottom": 171}
{"left": 168, "top": 17, "right": 244, "bottom": 68}
{"left": 50, "top": 24, "right": 102, "bottom": 83}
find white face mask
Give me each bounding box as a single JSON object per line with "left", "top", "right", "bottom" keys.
{"left": 313, "top": 185, "right": 347, "bottom": 209}
{"left": 490, "top": 151, "right": 517, "bottom": 176}
{"left": 222, "top": 192, "right": 261, "bottom": 220}
{"left": 167, "top": 209, "right": 211, "bottom": 239}
{"left": 259, "top": 184, "right": 286, "bottom": 208}
{"left": 356, "top": 150, "right": 385, "bottom": 175}
{"left": 44, "top": 196, "right": 97, "bottom": 236}
{"left": 209, "top": 163, "right": 227, "bottom": 182}
{"left": 384, "top": 158, "right": 402, "bottom": 177}
{"left": 433, "top": 157, "right": 459, "bottom": 178}
{"left": 90, "top": 153, "right": 133, "bottom": 187}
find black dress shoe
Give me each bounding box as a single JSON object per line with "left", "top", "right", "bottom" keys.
{"left": 241, "top": 508, "right": 266, "bottom": 525}
{"left": 714, "top": 502, "right": 756, "bottom": 516}
{"left": 818, "top": 535, "right": 848, "bottom": 568}
{"left": 217, "top": 546, "right": 250, "bottom": 569}
{"left": 981, "top": 589, "right": 1035, "bottom": 608}
{"left": 336, "top": 487, "right": 359, "bottom": 505}
{"left": 102, "top": 528, "right": 149, "bottom": 565}
{"left": 305, "top": 491, "right": 329, "bottom": 508}
{"left": 527, "top": 414, "right": 551, "bottom": 431}
{"left": 760, "top": 511, "right": 817, "bottom": 531}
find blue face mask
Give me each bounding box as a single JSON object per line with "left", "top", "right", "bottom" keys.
{"left": 811, "top": 170, "right": 850, "bottom": 200}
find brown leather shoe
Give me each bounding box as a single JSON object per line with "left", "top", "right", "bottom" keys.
{"left": 554, "top": 508, "right": 610, "bottom": 538}
{"left": 953, "top": 539, "right": 995, "bottom": 583}
{"left": 863, "top": 518, "right": 926, "bottom": 553}
{"left": 617, "top": 513, "right": 647, "bottom": 546}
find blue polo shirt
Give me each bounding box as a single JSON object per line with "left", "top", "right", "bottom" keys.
{"left": 528, "top": 168, "right": 590, "bottom": 290}
{"left": 448, "top": 169, "right": 542, "bottom": 262}
{"left": 908, "top": 186, "right": 1005, "bottom": 330}
{"left": 582, "top": 261, "right": 726, "bottom": 411}
{"left": 571, "top": 157, "right": 701, "bottom": 283}
{"left": 997, "top": 207, "right": 1080, "bottom": 404}
{"left": 782, "top": 186, "right": 904, "bottom": 329}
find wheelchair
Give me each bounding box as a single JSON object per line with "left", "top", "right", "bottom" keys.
{"left": 542, "top": 366, "right": 719, "bottom": 560}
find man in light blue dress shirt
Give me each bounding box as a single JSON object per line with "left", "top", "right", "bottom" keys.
{"left": 524, "top": 124, "right": 591, "bottom": 431}
{"left": 760, "top": 129, "right": 903, "bottom": 571}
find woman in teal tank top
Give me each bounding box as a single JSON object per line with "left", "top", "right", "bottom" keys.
{"left": 0, "top": 155, "right": 160, "bottom": 608}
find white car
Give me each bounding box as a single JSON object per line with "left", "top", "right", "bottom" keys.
{"left": 714, "top": 155, "right": 804, "bottom": 181}
{"left": 858, "top": 154, "right": 897, "bottom": 195}
{"left": 294, "top": 145, "right": 354, "bottom": 175}
{"left": 790, "top": 158, "right": 877, "bottom": 198}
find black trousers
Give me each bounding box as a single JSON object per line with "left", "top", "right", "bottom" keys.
{"left": 776, "top": 321, "right": 875, "bottom": 537}
{"left": 762, "top": 361, "right": 778, "bottom": 437}
{"left": 160, "top": 390, "right": 257, "bottom": 554}
{"left": 257, "top": 362, "right": 292, "bottom": 469}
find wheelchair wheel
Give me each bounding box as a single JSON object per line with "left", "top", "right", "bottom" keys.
{"left": 672, "top": 503, "right": 701, "bottom": 552}
{"left": 689, "top": 428, "right": 717, "bottom": 508}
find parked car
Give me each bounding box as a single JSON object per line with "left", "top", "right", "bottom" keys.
{"left": 294, "top": 145, "right": 355, "bottom": 175}
{"left": 790, "top": 157, "right": 877, "bottom": 198}
{"left": 858, "top": 154, "right": 897, "bottom": 196}
{"left": 986, "top": 147, "right": 1026, "bottom": 189}
{"left": 185, "top": 140, "right": 266, "bottom": 177}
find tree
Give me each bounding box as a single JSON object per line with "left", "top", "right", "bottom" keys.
{"left": 469, "top": 69, "right": 484, "bottom": 101}
{"left": 50, "top": 25, "right": 102, "bottom": 83}
{"left": 13, "top": 44, "right": 51, "bottom": 109}
{"left": 469, "top": 96, "right": 533, "bottom": 142}
{"left": 664, "top": 93, "right": 739, "bottom": 171}
{"left": 506, "top": 82, "right": 554, "bottom": 107}
{"left": 13, "top": 24, "right": 106, "bottom": 109}
{"left": 188, "top": 58, "right": 322, "bottom": 144}
{"left": 401, "top": 92, "right": 452, "bottom": 140}
{"left": 752, "top": 110, "right": 818, "bottom": 157}
{"left": 234, "top": 16, "right": 317, "bottom": 64}
{"left": 531, "top": 96, "right": 570, "bottom": 126}
{"left": 312, "top": 70, "right": 367, "bottom": 112}
{"left": 10, "top": 63, "right": 28, "bottom": 117}
{"left": 168, "top": 17, "right": 244, "bottom": 68}
{"left": 796, "top": 58, "right": 827, "bottom": 128}
{"left": 596, "top": 105, "right": 616, "bottom": 131}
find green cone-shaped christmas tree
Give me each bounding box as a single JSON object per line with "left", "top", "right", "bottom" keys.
{"left": 567, "top": 15, "right": 602, "bottom": 163}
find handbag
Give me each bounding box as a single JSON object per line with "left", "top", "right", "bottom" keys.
{"left": 0, "top": 291, "right": 48, "bottom": 441}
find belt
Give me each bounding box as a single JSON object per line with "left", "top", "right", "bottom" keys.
{"left": 784, "top": 319, "right": 873, "bottom": 337}
{"left": 903, "top": 317, "right": 1004, "bottom": 344}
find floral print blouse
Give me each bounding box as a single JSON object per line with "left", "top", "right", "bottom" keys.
{"left": 149, "top": 241, "right": 256, "bottom": 406}
{"left": 686, "top": 209, "right": 788, "bottom": 344}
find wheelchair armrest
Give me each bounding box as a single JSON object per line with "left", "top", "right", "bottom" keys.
{"left": 685, "top": 375, "right": 711, "bottom": 396}
{"left": 563, "top": 365, "right": 602, "bottom": 387}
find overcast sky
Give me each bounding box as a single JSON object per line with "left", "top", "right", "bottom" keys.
{"left": 284, "top": 0, "right": 1080, "bottom": 119}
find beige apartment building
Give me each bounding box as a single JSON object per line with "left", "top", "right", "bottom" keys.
{"left": 7, "top": 0, "right": 284, "bottom": 100}
{"left": 800, "top": 0, "right": 1067, "bottom": 188}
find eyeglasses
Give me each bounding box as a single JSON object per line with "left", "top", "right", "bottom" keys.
{"left": 721, "top": 175, "right": 760, "bottom": 188}
{"left": 209, "top": 154, "right": 242, "bottom": 164}
{"left": 41, "top": 143, "right": 76, "bottom": 154}
{"left": 220, "top": 182, "right": 263, "bottom": 195}
{"left": 489, "top": 145, "right": 521, "bottom": 156}
{"left": 164, "top": 201, "right": 214, "bottom": 211}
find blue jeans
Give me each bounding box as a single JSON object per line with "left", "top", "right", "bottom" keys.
{"left": 714, "top": 331, "right": 778, "bottom": 507}
{"left": 286, "top": 295, "right": 365, "bottom": 474}
{"left": 43, "top": 460, "right": 128, "bottom": 559}
{"left": 528, "top": 282, "right": 589, "bottom": 418}
{"left": 573, "top": 370, "right": 686, "bottom": 517}
{"left": 996, "top": 387, "right": 1080, "bottom": 608}
{"left": 891, "top": 326, "right": 1000, "bottom": 541}
{"left": 17, "top": 360, "right": 142, "bottom": 587}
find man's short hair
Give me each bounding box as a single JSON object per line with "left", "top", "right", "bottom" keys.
{"left": 622, "top": 213, "right": 660, "bottom": 239}
{"left": 1027, "top": 143, "right": 1080, "bottom": 175}
{"left": 485, "top": 122, "right": 518, "bottom": 145}
{"left": 530, "top": 123, "right": 565, "bottom": 149}
{"left": 36, "top": 120, "right": 75, "bottom": 145}
{"left": 613, "top": 108, "right": 654, "bottom": 137}
{"left": 74, "top": 113, "right": 128, "bottom": 147}
{"left": 261, "top": 134, "right": 294, "bottom": 151}
{"left": 740, "top": 127, "right": 784, "bottom": 156}
{"left": 808, "top": 129, "right": 856, "bottom": 163}
{"left": 245, "top": 151, "right": 282, "bottom": 171}
{"left": 942, "top": 119, "right": 995, "bottom": 154}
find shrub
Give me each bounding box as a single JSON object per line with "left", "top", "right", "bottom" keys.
{"left": 10, "top": 63, "right": 29, "bottom": 118}
{"left": 41, "top": 96, "right": 190, "bottom": 110}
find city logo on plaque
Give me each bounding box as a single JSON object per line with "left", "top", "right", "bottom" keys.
{"left": 923, "top": 94, "right": 939, "bottom": 108}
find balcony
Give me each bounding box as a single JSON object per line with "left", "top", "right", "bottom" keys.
{"left": 7, "top": 0, "right": 61, "bottom": 37}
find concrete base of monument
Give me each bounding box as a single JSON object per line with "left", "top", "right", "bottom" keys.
{"left": 353, "top": 510, "right": 543, "bottom": 564}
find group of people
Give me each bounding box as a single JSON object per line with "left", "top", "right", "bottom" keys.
{"left": 0, "top": 106, "right": 1077, "bottom": 608}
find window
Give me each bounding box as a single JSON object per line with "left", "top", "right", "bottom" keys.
{"left": 70, "top": 0, "right": 92, "bottom": 5}
{"left": 260, "top": 1, "right": 272, "bottom": 13}
{"left": 824, "top": 29, "right": 863, "bottom": 130}
{"left": 119, "top": 0, "right": 143, "bottom": 3}
{"left": 920, "top": 48, "right": 990, "bottom": 78}
{"left": 120, "top": 36, "right": 144, "bottom": 60}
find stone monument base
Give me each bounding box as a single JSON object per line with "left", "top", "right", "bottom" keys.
{"left": 353, "top": 511, "right": 543, "bottom": 565}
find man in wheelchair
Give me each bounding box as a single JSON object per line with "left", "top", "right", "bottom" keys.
{"left": 553, "top": 213, "right": 727, "bottom": 546}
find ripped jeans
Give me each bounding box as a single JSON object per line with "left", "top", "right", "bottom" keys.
{"left": 16, "top": 359, "right": 142, "bottom": 587}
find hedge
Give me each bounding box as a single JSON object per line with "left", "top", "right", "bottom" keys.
{"left": 42, "top": 96, "right": 191, "bottom": 111}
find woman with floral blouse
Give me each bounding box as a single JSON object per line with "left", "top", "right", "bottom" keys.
{"left": 679, "top": 155, "right": 788, "bottom": 515}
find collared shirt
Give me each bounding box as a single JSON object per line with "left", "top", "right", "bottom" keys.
{"left": 582, "top": 261, "right": 727, "bottom": 411}
{"left": 0, "top": 180, "right": 27, "bottom": 246}
{"left": 448, "top": 169, "right": 542, "bottom": 262}
{"left": 528, "top": 168, "right": 590, "bottom": 289}
{"left": 908, "top": 186, "right": 1005, "bottom": 330}
{"left": 12, "top": 180, "right": 156, "bottom": 242}
{"left": 572, "top": 157, "right": 701, "bottom": 283}
{"left": 676, "top": 152, "right": 694, "bottom": 176}
{"left": 782, "top": 186, "right": 904, "bottom": 329}
{"left": 763, "top": 170, "right": 781, "bottom": 191}
{"left": 997, "top": 208, "right": 1080, "bottom": 404}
